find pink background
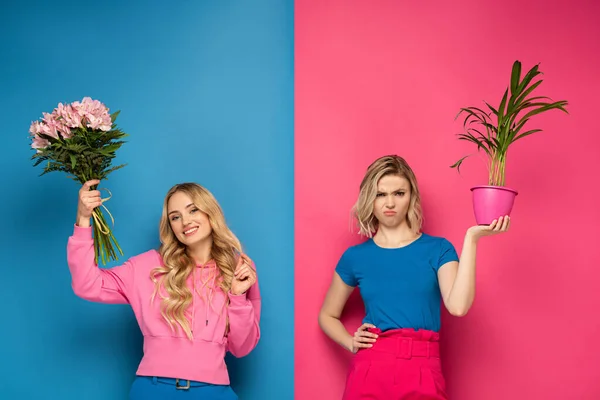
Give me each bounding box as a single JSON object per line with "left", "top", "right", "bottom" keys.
{"left": 295, "top": 1, "right": 600, "bottom": 399}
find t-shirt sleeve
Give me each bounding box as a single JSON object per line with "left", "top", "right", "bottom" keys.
{"left": 335, "top": 248, "right": 358, "bottom": 287}
{"left": 437, "top": 238, "right": 459, "bottom": 271}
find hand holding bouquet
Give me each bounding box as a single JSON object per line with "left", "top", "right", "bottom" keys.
{"left": 29, "top": 97, "right": 127, "bottom": 265}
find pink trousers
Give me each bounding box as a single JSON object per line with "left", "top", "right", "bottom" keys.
{"left": 342, "top": 328, "right": 448, "bottom": 400}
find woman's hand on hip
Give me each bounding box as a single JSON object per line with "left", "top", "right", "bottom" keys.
{"left": 350, "top": 323, "right": 378, "bottom": 353}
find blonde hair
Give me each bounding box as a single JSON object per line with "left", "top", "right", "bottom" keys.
{"left": 352, "top": 155, "right": 423, "bottom": 237}
{"left": 150, "top": 183, "right": 242, "bottom": 340}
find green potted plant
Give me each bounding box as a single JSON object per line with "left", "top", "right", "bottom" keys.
{"left": 450, "top": 60, "right": 568, "bottom": 225}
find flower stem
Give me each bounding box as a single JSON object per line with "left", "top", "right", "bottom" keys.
{"left": 92, "top": 208, "right": 123, "bottom": 265}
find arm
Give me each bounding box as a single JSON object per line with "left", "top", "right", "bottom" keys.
{"left": 318, "top": 273, "right": 356, "bottom": 352}
{"left": 67, "top": 223, "right": 134, "bottom": 304}
{"left": 319, "top": 249, "right": 377, "bottom": 352}
{"left": 438, "top": 216, "right": 511, "bottom": 316}
{"left": 437, "top": 233, "right": 477, "bottom": 317}
{"left": 227, "top": 258, "right": 261, "bottom": 357}
{"left": 67, "top": 180, "right": 133, "bottom": 304}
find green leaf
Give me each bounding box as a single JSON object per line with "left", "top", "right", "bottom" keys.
{"left": 510, "top": 60, "right": 522, "bottom": 94}
{"left": 508, "top": 100, "right": 563, "bottom": 137}
{"left": 508, "top": 101, "right": 567, "bottom": 143}
{"left": 457, "top": 133, "right": 492, "bottom": 156}
{"left": 513, "top": 129, "right": 542, "bottom": 143}
{"left": 480, "top": 122, "right": 499, "bottom": 135}
{"left": 491, "top": 136, "right": 501, "bottom": 148}
{"left": 467, "top": 128, "right": 496, "bottom": 150}
{"left": 70, "top": 154, "right": 77, "bottom": 169}
{"left": 468, "top": 106, "right": 492, "bottom": 117}
{"left": 457, "top": 108, "right": 492, "bottom": 136}
{"left": 512, "top": 96, "right": 552, "bottom": 114}
{"left": 457, "top": 107, "right": 488, "bottom": 120}
{"left": 111, "top": 110, "right": 121, "bottom": 123}
{"left": 516, "top": 64, "right": 541, "bottom": 95}
{"left": 467, "top": 127, "right": 486, "bottom": 138}
{"left": 450, "top": 155, "right": 471, "bottom": 173}
{"left": 506, "top": 117, "right": 528, "bottom": 136}
{"left": 484, "top": 102, "right": 498, "bottom": 116}
{"left": 102, "top": 163, "right": 127, "bottom": 177}
{"left": 520, "top": 101, "right": 569, "bottom": 122}
{"left": 513, "top": 101, "right": 560, "bottom": 115}
{"left": 497, "top": 88, "right": 509, "bottom": 130}
{"left": 511, "top": 80, "right": 544, "bottom": 111}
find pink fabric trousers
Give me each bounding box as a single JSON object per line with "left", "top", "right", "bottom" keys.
{"left": 342, "top": 328, "right": 448, "bottom": 400}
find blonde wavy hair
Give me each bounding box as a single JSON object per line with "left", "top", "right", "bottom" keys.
{"left": 150, "top": 183, "right": 242, "bottom": 340}
{"left": 352, "top": 155, "right": 423, "bottom": 237}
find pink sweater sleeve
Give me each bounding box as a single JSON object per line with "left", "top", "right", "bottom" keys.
{"left": 226, "top": 262, "right": 261, "bottom": 357}
{"left": 67, "top": 225, "right": 134, "bottom": 304}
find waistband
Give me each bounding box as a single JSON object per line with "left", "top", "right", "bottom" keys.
{"left": 138, "top": 376, "right": 222, "bottom": 389}
{"left": 136, "top": 336, "right": 229, "bottom": 385}
{"left": 358, "top": 328, "right": 441, "bottom": 359}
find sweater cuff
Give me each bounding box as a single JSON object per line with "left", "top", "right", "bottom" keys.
{"left": 228, "top": 291, "right": 248, "bottom": 305}
{"left": 72, "top": 224, "right": 93, "bottom": 240}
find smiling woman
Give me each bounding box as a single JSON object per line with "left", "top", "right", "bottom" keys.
{"left": 1, "top": 1, "right": 293, "bottom": 398}
{"left": 167, "top": 194, "right": 214, "bottom": 247}
{"left": 68, "top": 180, "right": 260, "bottom": 399}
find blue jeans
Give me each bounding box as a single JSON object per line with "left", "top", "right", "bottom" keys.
{"left": 129, "top": 376, "right": 238, "bottom": 400}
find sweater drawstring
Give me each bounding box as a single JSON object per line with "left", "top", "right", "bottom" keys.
{"left": 205, "top": 271, "right": 216, "bottom": 327}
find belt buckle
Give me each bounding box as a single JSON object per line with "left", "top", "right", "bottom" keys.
{"left": 175, "top": 378, "right": 191, "bottom": 390}
{"left": 397, "top": 337, "right": 413, "bottom": 359}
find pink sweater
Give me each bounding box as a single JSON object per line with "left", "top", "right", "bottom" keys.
{"left": 66, "top": 225, "right": 261, "bottom": 384}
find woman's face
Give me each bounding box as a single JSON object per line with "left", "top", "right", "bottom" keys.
{"left": 167, "top": 191, "right": 212, "bottom": 247}
{"left": 372, "top": 174, "right": 411, "bottom": 229}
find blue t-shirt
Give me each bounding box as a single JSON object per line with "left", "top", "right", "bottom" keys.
{"left": 335, "top": 233, "right": 459, "bottom": 332}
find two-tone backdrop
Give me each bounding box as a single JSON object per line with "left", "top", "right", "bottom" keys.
{"left": 2, "top": 0, "right": 599, "bottom": 399}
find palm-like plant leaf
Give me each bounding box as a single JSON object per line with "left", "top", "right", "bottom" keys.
{"left": 451, "top": 60, "right": 568, "bottom": 186}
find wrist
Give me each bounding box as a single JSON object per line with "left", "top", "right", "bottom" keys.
{"left": 345, "top": 335, "right": 354, "bottom": 352}
{"left": 465, "top": 229, "right": 480, "bottom": 244}
{"left": 76, "top": 214, "right": 91, "bottom": 228}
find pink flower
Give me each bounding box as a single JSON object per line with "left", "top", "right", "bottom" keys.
{"left": 29, "top": 121, "right": 51, "bottom": 150}
{"left": 29, "top": 97, "right": 113, "bottom": 154}
{"left": 29, "top": 121, "right": 44, "bottom": 136}
{"left": 86, "top": 114, "right": 103, "bottom": 130}
{"left": 41, "top": 112, "right": 60, "bottom": 139}
{"left": 31, "top": 133, "right": 49, "bottom": 151}
{"left": 57, "top": 122, "right": 72, "bottom": 138}
{"left": 73, "top": 97, "right": 112, "bottom": 132}
{"left": 99, "top": 114, "right": 112, "bottom": 131}
{"left": 54, "top": 102, "right": 82, "bottom": 129}
{"left": 38, "top": 111, "right": 71, "bottom": 139}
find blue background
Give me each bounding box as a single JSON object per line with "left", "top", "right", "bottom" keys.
{"left": 0, "top": 1, "right": 294, "bottom": 399}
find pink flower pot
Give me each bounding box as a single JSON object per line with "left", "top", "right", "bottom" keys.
{"left": 470, "top": 185, "right": 518, "bottom": 225}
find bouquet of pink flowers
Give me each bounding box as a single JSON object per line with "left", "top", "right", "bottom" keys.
{"left": 29, "top": 97, "right": 127, "bottom": 265}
